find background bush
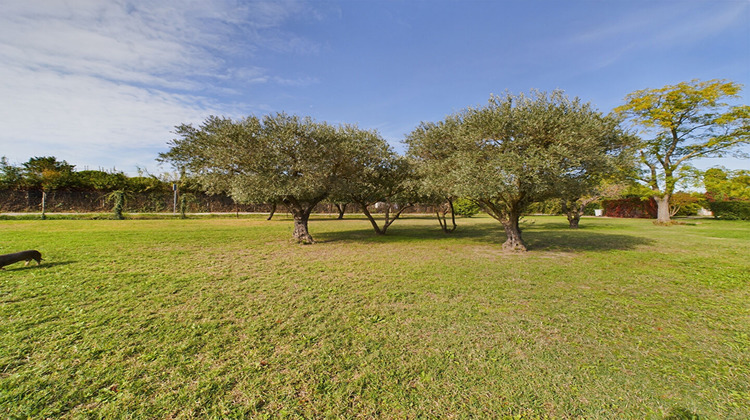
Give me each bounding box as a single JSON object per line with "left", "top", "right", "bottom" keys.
{"left": 708, "top": 201, "right": 750, "bottom": 220}
{"left": 452, "top": 198, "right": 481, "bottom": 217}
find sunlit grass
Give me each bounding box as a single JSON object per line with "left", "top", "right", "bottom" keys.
{"left": 1, "top": 215, "right": 748, "bottom": 418}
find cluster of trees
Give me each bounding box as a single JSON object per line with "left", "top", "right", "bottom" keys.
{"left": 159, "top": 80, "right": 748, "bottom": 250}
{"left": 159, "top": 96, "right": 620, "bottom": 248}
{"left": 701, "top": 167, "right": 750, "bottom": 220}
{"left": 0, "top": 156, "right": 179, "bottom": 218}
{"left": 158, "top": 114, "right": 417, "bottom": 243}
{"left": 652, "top": 167, "right": 750, "bottom": 218}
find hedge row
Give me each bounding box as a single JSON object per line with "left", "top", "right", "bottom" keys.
{"left": 601, "top": 197, "right": 657, "bottom": 218}
{"left": 0, "top": 189, "right": 438, "bottom": 214}
{"left": 708, "top": 201, "right": 750, "bottom": 220}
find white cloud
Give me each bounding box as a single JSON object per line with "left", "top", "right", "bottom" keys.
{"left": 0, "top": 63, "right": 216, "bottom": 172}
{"left": 0, "top": 0, "right": 318, "bottom": 174}
{"left": 1, "top": 1, "right": 215, "bottom": 85}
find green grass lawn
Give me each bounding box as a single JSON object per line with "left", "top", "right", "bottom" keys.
{"left": 1, "top": 215, "right": 748, "bottom": 419}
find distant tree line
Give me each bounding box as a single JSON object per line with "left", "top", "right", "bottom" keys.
{"left": 0, "top": 156, "right": 169, "bottom": 193}
{"left": 0, "top": 156, "right": 246, "bottom": 214}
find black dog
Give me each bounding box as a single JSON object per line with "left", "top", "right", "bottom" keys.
{"left": 0, "top": 250, "right": 43, "bottom": 269}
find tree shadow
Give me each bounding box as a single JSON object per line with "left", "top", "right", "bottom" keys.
{"left": 313, "top": 226, "right": 447, "bottom": 244}
{"left": 2, "top": 261, "right": 77, "bottom": 272}
{"left": 314, "top": 221, "right": 653, "bottom": 252}
{"left": 523, "top": 230, "right": 653, "bottom": 252}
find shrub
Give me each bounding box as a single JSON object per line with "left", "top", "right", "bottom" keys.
{"left": 452, "top": 198, "right": 480, "bottom": 217}
{"left": 108, "top": 190, "right": 125, "bottom": 220}
{"left": 126, "top": 176, "right": 168, "bottom": 193}
{"left": 708, "top": 201, "right": 750, "bottom": 220}
{"left": 670, "top": 192, "right": 705, "bottom": 217}
{"left": 73, "top": 170, "right": 128, "bottom": 191}
{"left": 179, "top": 193, "right": 197, "bottom": 219}
{"left": 673, "top": 204, "right": 701, "bottom": 217}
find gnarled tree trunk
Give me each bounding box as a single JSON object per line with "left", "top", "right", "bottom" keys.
{"left": 479, "top": 198, "right": 528, "bottom": 251}
{"left": 561, "top": 200, "right": 582, "bottom": 229}
{"left": 266, "top": 202, "right": 277, "bottom": 220}
{"left": 501, "top": 210, "right": 526, "bottom": 252}
{"left": 283, "top": 196, "right": 325, "bottom": 244}
{"left": 291, "top": 208, "right": 314, "bottom": 243}
{"left": 567, "top": 213, "right": 580, "bottom": 229}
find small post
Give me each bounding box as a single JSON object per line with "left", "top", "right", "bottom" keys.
{"left": 172, "top": 183, "right": 177, "bottom": 215}
{"left": 41, "top": 191, "right": 47, "bottom": 220}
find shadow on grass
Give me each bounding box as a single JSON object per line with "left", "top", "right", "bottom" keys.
{"left": 315, "top": 225, "right": 498, "bottom": 244}
{"left": 2, "top": 261, "right": 76, "bottom": 271}
{"left": 315, "top": 221, "right": 653, "bottom": 252}
{"left": 523, "top": 230, "right": 653, "bottom": 252}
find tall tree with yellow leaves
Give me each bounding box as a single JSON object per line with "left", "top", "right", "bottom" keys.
{"left": 616, "top": 79, "right": 750, "bottom": 223}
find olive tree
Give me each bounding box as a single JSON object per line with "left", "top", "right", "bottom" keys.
{"left": 559, "top": 180, "right": 628, "bottom": 228}
{"left": 332, "top": 139, "right": 416, "bottom": 235}
{"left": 615, "top": 79, "right": 750, "bottom": 223}
{"left": 407, "top": 90, "right": 633, "bottom": 251}
{"left": 159, "top": 113, "right": 383, "bottom": 243}
{"left": 556, "top": 114, "right": 636, "bottom": 229}
{"left": 406, "top": 113, "right": 464, "bottom": 233}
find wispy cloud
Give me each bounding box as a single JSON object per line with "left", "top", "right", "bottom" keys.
{"left": 648, "top": 1, "right": 749, "bottom": 46}
{"left": 559, "top": 1, "right": 749, "bottom": 71}
{"left": 0, "top": 0, "right": 319, "bottom": 173}
{"left": 567, "top": 1, "right": 747, "bottom": 47}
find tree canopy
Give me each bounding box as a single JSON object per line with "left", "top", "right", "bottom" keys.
{"left": 20, "top": 156, "right": 76, "bottom": 191}
{"left": 333, "top": 146, "right": 416, "bottom": 234}
{"left": 159, "top": 113, "right": 390, "bottom": 243}
{"left": 407, "top": 90, "right": 634, "bottom": 251}
{"left": 615, "top": 79, "right": 750, "bottom": 223}
{"left": 703, "top": 167, "right": 750, "bottom": 201}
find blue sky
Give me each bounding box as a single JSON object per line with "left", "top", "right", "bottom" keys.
{"left": 1, "top": 0, "right": 748, "bottom": 175}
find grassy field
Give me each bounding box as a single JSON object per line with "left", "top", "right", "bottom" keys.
{"left": 1, "top": 214, "right": 748, "bottom": 419}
